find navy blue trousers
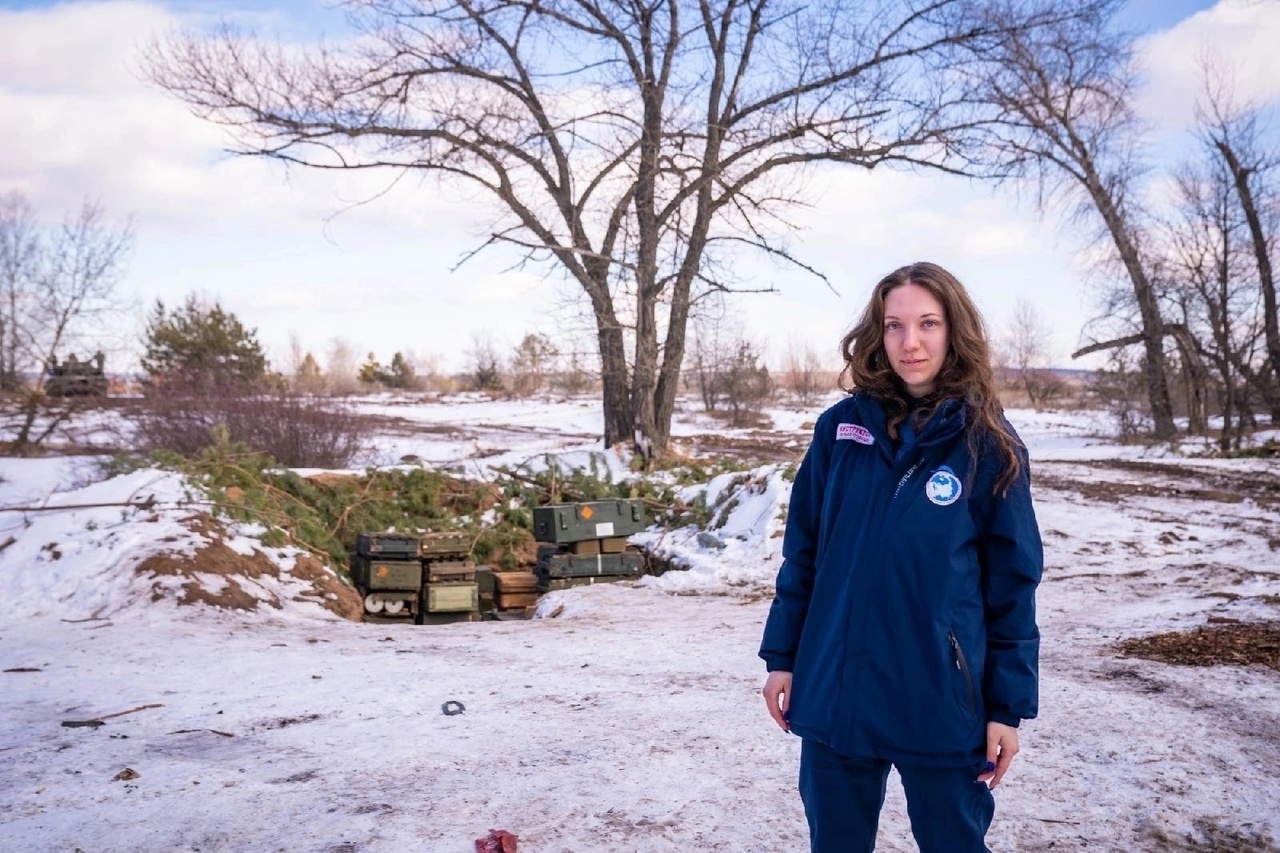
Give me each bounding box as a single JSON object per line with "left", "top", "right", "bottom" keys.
{"left": 798, "top": 739, "right": 995, "bottom": 853}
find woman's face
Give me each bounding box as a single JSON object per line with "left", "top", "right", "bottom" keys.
{"left": 882, "top": 282, "right": 949, "bottom": 397}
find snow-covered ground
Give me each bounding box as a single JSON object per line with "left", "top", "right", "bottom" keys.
{"left": 1, "top": 396, "right": 1278, "bottom": 852}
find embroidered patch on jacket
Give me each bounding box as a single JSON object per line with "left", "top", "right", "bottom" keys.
{"left": 925, "top": 465, "right": 963, "bottom": 506}
{"left": 836, "top": 423, "right": 875, "bottom": 445}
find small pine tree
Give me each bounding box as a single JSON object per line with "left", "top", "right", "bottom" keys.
{"left": 141, "top": 295, "right": 267, "bottom": 386}
{"left": 387, "top": 351, "right": 416, "bottom": 390}
{"left": 357, "top": 353, "right": 384, "bottom": 386}
{"left": 722, "top": 341, "right": 772, "bottom": 425}
{"left": 294, "top": 352, "right": 324, "bottom": 394}
{"left": 510, "top": 333, "right": 558, "bottom": 395}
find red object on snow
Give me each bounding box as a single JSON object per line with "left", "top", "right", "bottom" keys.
{"left": 475, "top": 829, "right": 518, "bottom": 853}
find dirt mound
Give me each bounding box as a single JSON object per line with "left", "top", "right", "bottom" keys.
{"left": 136, "top": 515, "right": 363, "bottom": 621}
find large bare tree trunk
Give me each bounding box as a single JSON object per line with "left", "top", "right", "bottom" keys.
{"left": 1083, "top": 176, "right": 1178, "bottom": 439}
{"left": 598, "top": 321, "right": 632, "bottom": 449}
{"left": 1214, "top": 139, "right": 1280, "bottom": 421}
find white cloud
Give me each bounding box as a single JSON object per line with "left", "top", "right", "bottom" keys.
{"left": 1137, "top": 0, "right": 1280, "bottom": 128}
{"left": 0, "top": 0, "right": 484, "bottom": 236}
{"left": 0, "top": 1, "right": 170, "bottom": 94}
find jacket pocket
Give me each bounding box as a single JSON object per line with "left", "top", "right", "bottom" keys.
{"left": 949, "top": 630, "right": 977, "bottom": 716}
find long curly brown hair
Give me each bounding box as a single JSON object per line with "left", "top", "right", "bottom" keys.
{"left": 839, "top": 261, "right": 1022, "bottom": 495}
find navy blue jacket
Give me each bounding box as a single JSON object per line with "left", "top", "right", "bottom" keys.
{"left": 759, "top": 392, "right": 1042, "bottom": 767}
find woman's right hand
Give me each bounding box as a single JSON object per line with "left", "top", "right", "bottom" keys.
{"left": 762, "top": 670, "right": 793, "bottom": 732}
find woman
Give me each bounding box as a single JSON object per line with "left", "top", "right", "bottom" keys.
{"left": 759, "top": 262, "right": 1043, "bottom": 853}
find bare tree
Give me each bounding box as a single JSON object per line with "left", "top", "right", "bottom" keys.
{"left": 144, "top": 0, "right": 1086, "bottom": 462}
{"left": 510, "top": 332, "right": 558, "bottom": 396}
{"left": 285, "top": 333, "right": 327, "bottom": 394}
{"left": 779, "top": 337, "right": 831, "bottom": 407}
{"left": 0, "top": 194, "right": 133, "bottom": 455}
{"left": 467, "top": 335, "right": 504, "bottom": 392}
{"left": 1163, "top": 210, "right": 1240, "bottom": 446}
{"left": 974, "top": 0, "right": 1178, "bottom": 439}
{"left": 324, "top": 336, "right": 361, "bottom": 395}
{"left": 0, "top": 193, "right": 40, "bottom": 393}
{"left": 1001, "top": 297, "right": 1061, "bottom": 409}
{"left": 551, "top": 347, "right": 599, "bottom": 396}
{"left": 1196, "top": 71, "right": 1280, "bottom": 421}
{"left": 688, "top": 303, "right": 743, "bottom": 414}
{"left": 404, "top": 348, "right": 449, "bottom": 392}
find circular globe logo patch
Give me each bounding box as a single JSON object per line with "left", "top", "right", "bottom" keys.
{"left": 925, "top": 467, "right": 962, "bottom": 506}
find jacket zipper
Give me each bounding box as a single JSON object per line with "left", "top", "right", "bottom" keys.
{"left": 949, "top": 631, "right": 977, "bottom": 714}
{"left": 892, "top": 460, "right": 922, "bottom": 500}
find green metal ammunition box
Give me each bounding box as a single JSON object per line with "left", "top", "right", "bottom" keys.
{"left": 350, "top": 556, "right": 423, "bottom": 590}
{"left": 425, "top": 581, "right": 480, "bottom": 613}
{"left": 355, "top": 533, "right": 419, "bottom": 559}
{"left": 420, "top": 531, "right": 472, "bottom": 557}
{"left": 538, "top": 551, "right": 646, "bottom": 579}
{"left": 532, "top": 500, "right": 646, "bottom": 544}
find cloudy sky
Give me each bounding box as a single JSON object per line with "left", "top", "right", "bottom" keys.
{"left": 2, "top": 0, "right": 1278, "bottom": 375}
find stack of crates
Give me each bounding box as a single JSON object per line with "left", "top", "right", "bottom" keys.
{"left": 418, "top": 532, "right": 482, "bottom": 625}
{"left": 349, "top": 532, "right": 484, "bottom": 624}
{"left": 351, "top": 533, "right": 422, "bottom": 621}
{"left": 532, "top": 499, "right": 648, "bottom": 592}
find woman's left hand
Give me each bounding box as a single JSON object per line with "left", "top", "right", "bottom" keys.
{"left": 977, "top": 721, "right": 1020, "bottom": 788}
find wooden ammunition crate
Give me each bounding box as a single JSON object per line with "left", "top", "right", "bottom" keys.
{"left": 494, "top": 591, "right": 541, "bottom": 610}
{"left": 425, "top": 558, "right": 476, "bottom": 583}
{"left": 600, "top": 536, "right": 629, "bottom": 554}
{"left": 420, "top": 531, "right": 471, "bottom": 557}
{"left": 493, "top": 571, "right": 540, "bottom": 593}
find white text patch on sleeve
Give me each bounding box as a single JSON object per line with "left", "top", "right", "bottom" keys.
{"left": 836, "top": 423, "right": 875, "bottom": 445}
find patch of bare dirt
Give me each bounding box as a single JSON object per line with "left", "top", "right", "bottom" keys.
{"left": 135, "top": 515, "right": 363, "bottom": 621}
{"left": 677, "top": 431, "right": 807, "bottom": 464}
{"left": 1035, "top": 459, "right": 1280, "bottom": 509}
{"left": 289, "top": 554, "right": 365, "bottom": 621}
{"left": 357, "top": 414, "right": 468, "bottom": 438}
{"left": 1115, "top": 620, "right": 1280, "bottom": 671}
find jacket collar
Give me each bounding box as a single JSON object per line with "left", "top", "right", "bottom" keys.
{"left": 853, "top": 392, "right": 966, "bottom": 456}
